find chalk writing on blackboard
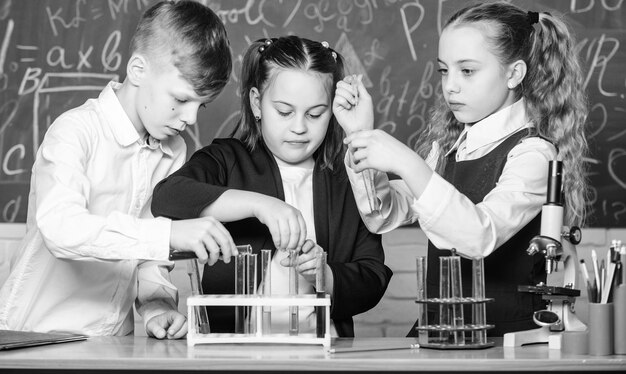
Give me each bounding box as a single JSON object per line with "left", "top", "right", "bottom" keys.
{"left": 0, "top": 0, "right": 624, "bottom": 227}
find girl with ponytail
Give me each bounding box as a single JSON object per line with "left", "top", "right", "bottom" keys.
{"left": 333, "top": 2, "right": 588, "bottom": 336}
{"left": 153, "top": 35, "right": 391, "bottom": 336}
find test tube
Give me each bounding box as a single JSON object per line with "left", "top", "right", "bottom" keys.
{"left": 261, "top": 249, "right": 272, "bottom": 335}
{"left": 237, "top": 244, "right": 253, "bottom": 255}
{"left": 187, "top": 259, "right": 210, "bottom": 334}
{"left": 234, "top": 245, "right": 253, "bottom": 333}
{"left": 450, "top": 255, "right": 465, "bottom": 345}
{"left": 362, "top": 169, "right": 378, "bottom": 213}
{"left": 439, "top": 256, "right": 451, "bottom": 343}
{"left": 245, "top": 253, "right": 258, "bottom": 334}
{"left": 415, "top": 256, "right": 428, "bottom": 343}
{"left": 234, "top": 252, "right": 246, "bottom": 334}
{"left": 471, "top": 258, "right": 487, "bottom": 345}
{"left": 288, "top": 249, "right": 299, "bottom": 336}
{"left": 316, "top": 250, "right": 327, "bottom": 338}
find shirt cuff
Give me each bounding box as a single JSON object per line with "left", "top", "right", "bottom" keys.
{"left": 140, "top": 216, "right": 172, "bottom": 260}
{"left": 413, "top": 172, "right": 454, "bottom": 230}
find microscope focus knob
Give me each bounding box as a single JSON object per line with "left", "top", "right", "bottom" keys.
{"left": 564, "top": 226, "right": 581, "bottom": 245}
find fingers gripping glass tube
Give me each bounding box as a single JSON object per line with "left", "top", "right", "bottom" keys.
{"left": 289, "top": 249, "right": 299, "bottom": 336}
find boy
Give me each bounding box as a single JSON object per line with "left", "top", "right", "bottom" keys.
{"left": 0, "top": 1, "right": 236, "bottom": 339}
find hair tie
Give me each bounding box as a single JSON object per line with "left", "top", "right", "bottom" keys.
{"left": 258, "top": 39, "right": 272, "bottom": 53}
{"left": 321, "top": 41, "right": 337, "bottom": 61}
{"left": 527, "top": 11, "right": 539, "bottom": 25}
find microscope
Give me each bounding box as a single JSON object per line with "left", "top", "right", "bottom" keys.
{"left": 503, "top": 160, "right": 587, "bottom": 349}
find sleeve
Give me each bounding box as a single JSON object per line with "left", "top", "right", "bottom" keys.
{"left": 415, "top": 138, "right": 556, "bottom": 258}
{"left": 152, "top": 143, "right": 231, "bottom": 220}
{"left": 135, "top": 260, "right": 179, "bottom": 328}
{"left": 328, "top": 217, "right": 393, "bottom": 320}
{"left": 34, "top": 114, "right": 171, "bottom": 262}
{"left": 344, "top": 152, "right": 420, "bottom": 233}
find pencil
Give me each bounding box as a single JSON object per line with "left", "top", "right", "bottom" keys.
{"left": 601, "top": 261, "right": 616, "bottom": 304}
{"left": 591, "top": 249, "right": 601, "bottom": 302}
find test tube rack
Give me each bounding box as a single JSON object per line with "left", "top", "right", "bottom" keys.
{"left": 414, "top": 297, "right": 495, "bottom": 349}
{"left": 186, "top": 294, "right": 331, "bottom": 348}
{"left": 414, "top": 255, "right": 494, "bottom": 349}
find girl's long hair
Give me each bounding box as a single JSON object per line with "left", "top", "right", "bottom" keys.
{"left": 416, "top": 2, "right": 589, "bottom": 226}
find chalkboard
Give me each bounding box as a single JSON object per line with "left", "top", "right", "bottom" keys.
{"left": 0, "top": 0, "right": 624, "bottom": 227}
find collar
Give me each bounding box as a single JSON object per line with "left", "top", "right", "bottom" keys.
{"left": 446, "top": 99, "right": 531, "bottom": 157}
{"left": 99, "top": 81, "right": 173, "bottom": 156}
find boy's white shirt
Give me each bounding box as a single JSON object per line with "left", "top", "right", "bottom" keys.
{"left": 346, "top": 99, "right": 557, "bottom": 259}
{"left": 0, "top": 81, "right": 186, "bottom": 336}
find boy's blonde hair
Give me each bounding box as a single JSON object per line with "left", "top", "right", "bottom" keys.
{"left": 130, "top": 0, "right": 232, "bottom": 101}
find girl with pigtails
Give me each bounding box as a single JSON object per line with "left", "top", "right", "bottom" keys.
{"left": 152, "top": 36, "right": 392, "bottom": 336}
{"left": 333, "top": 2, "right": 588, "bottom": 336}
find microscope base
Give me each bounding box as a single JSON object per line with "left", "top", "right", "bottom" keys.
{"left": 503, "top": 326, "right": 550, "bottom": 347}
{"left": 502, "top": 327, "right": 567, "bottom": 349}
{"left": 503, "top": 294, "right": 586, "bottom": 349}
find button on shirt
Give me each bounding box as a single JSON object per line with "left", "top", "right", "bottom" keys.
{"left": 346, "top": 100, "right": 556, "bottom": 258}
{"left": 0, "top": 81, "right": 186, "bottom": 336}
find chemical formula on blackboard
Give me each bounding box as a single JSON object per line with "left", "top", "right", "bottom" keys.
{"left": 0, "top": 0, "right": 624, "bottom": 227}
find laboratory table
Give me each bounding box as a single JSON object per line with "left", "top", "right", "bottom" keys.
{"left": 0, "top": 336, "right": 624, "bottom": 373}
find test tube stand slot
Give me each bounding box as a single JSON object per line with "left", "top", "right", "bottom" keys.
{"left": 186, "top": 294, "right": 331, "bottom": 348}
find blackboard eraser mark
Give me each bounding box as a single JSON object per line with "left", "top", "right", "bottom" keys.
{"left": 335, "top": 32, "right": 373, "bottom": 88}
{"left": 91, "top": 7, "right": 103, "bottom": 20}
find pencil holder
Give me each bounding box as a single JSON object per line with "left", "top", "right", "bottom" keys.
{"left": 613, "top": 284, "right": 626, "bottom": 354}
{"left": 414, "top": 255, "right": 494, "bottom": 349}
{"left": 561, "top": 330, "right": 589, "bottom": 355}
{"left": 588, "top": 302, "right": 614, "bottom": 356}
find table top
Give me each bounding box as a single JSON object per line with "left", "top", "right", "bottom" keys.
{"left": 0, "top": 336, "right": 624, "bottom": 372}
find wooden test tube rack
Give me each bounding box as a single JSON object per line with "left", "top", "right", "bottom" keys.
{"left": 186, "top": 294, "right": 331, "bottom": 348}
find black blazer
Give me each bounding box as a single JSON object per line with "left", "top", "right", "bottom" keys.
{"left": 152, "top": 138, "right": 392, "bottom": 336}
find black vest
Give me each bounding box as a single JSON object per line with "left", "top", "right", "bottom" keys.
{"left": 425, "top": 129, "right": 547, "bottom": 337}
